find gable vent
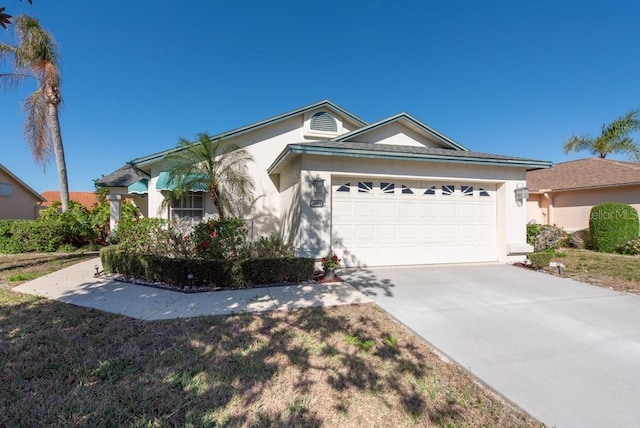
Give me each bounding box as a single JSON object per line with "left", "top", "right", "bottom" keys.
{"left": 310, "top": 111, "right": 337, "bottom": 132}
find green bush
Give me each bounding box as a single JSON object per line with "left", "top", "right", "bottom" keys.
{"left": 526, "top": 223, "right": 542, "bottom": 246}
{"left": 191, "top": 217, "right": 247, "bottom": 260}
{"left": 527, "top": 251, "right": 554, "bottom": 269}
{"left": 100, "top": 246, "right": 234, "bottom": 288}
{"left": 240, "top": 257, "right": 314, "bottom": 285}
{"left": 589, "top": 203, "right": 639, "bottom": 253}
{"left": 100, "top": 246, "right": 313, "bottom": 288}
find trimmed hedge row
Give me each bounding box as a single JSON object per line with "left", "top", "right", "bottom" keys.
{"left": 589, "top": 203, "right": 639, "bottom": 253}
{"left": 240, "top": 257, "right": 315, "bottom": 285}
{"left": 100, "top": 246, "right": 314, "bottom": 288}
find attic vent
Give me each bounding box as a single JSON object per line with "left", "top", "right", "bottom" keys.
{"left": 310, "top": 111, "right": 337, "bottom": 132}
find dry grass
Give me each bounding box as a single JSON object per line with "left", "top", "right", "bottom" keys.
{"left": 0, "top": 254, "right": 542, "bottom": 427}
{"left": 546, "top": 248, "right": 640, "bottom": 294}
{"left": 0, "top": 252, "right": 97, "bottom": 287}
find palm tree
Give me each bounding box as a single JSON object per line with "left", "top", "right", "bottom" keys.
{"left": 563, "top": 110, "right": 640, "bottom": 161}
{"left": 166, "top": 133, "right": 255, "bottom": 220}
{"left": 0, "top": 15, "right": 69, "bottom": 211}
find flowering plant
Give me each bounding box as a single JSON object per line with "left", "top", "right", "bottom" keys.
{"left": 321, "top": 253, "right": 341, "bottom": 270}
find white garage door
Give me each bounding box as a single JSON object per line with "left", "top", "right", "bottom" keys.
{"left": 332, "top": 177, "right": 498, "bottom": 267}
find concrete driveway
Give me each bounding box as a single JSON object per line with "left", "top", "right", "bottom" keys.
{"left": 342, "top": 264, "right": 640, "bottom": 428}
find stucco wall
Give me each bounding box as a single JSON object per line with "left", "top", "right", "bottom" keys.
{"left": 528, "top": 186, "right": 640, "bottom": 232}
{"left": 350, "top": 122, "right": 442, "bottom": 147}
{"left": 0, "top": 169, "right": 42, "bottom": 220}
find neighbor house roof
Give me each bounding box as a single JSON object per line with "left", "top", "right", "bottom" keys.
{"left": 42, "top": 191, "right": 99, "bottom": 209}
{"left": 128, "top": 100, "right": 368, "bottom": 168}
{"left": 0, "top": 163, "right": 46, "bottom": 202}
{"left": 268, "top": 141, "right": 552, "bottom": 174}
{"left": 332, "top": 112, "right": 469, "bottom": 151}
{"left": 527, "top": 158, "right": 640, "bottom": 192}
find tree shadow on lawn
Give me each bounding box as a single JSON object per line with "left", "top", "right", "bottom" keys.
{"left": 0, "top": 290, "right": 535, "bottom": 427}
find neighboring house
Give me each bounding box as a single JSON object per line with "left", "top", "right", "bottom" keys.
{"left": 0, "top": 163, "right": 46, "bottom": 220}
{"left": 98, "top": 100, "right": 550, "bottom": 267}
{"left": 527, "top": 158, "right": 640, "bottom": 232}
{"left": 41, "top": 191, "right": 99, "bottom": 210}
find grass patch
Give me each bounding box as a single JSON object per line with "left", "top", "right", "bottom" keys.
{"left": 0, "top": 252, "right": 97, "bottom": 286}
{"left": 545, "top": 248, "right": 640, "bottom": 294}
{"left": 0, "top": 254, "right": 542, "bottom": 427}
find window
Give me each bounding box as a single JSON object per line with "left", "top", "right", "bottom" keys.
{"left": 358, "top": 181, "right": 373, "bottom": 193}
{"left": 423, "top": 186, "right": 436, "bottom": 196}
{"left": 0, "top": 182, "right": 13, "bottom": 197}
{"left": 461, "top": 185, "right": 473, "bottom": 197}
{"left": 336, "top": 182, "right": 351, "bottom": 192}
{"left": 310, "top": 111, "right": 337, "bottom": 132}
{"left": 380, "top": 182, "right": 395, "bottom": 194}
{"left": 479, "top": 187, "right": 490, "bottom": 197}
{"left": 442, "top": 185, "right": 455, "bottom": 196}
{"left": 401, "top": 185, "right": 414, "bottom": 195}
{"left": 171, "top": 192, "right": 204, "bottom": 221}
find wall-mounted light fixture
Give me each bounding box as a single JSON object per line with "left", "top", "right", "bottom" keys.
{"left": 311, "top": 175, "right": 326, "bottom": 207}
{"left": 514, "top": 184, "right": 530, "bottom": 206}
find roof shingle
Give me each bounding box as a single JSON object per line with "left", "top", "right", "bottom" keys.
{"left": 527, "top": 158, "right": 640, "bottom": 192}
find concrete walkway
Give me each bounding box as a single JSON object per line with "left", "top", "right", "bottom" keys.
{"left": 13, "top": 258, "right": 371, "bottom": 320}
{"left": 342, "top": 264, "right": 640, "bottom": 428}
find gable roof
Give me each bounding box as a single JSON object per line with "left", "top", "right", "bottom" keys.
{"left": 269, "top": 141, "right": 551, "bottom": 174}
{"left": 96, "top": 163, "right": 151, "bottom": 187}
{"left": 527, "top": 158, "right": 640, "bottom": 192}
{"left": 42, "top": 191, "right": 99, "bottom": 209}
{"left": 129, "top": 100, "right": 368, "bottom": 167}
{"left": 332, "top": 112, "right": 469, "bottom": 151}
{"left": 0, "top": 163, "right": 46, "bottom": 202}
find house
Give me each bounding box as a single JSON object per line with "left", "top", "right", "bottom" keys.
{"left": 98, "top": 100, "right": 551, "bottom": 267}
{"left": 527, "top": 158, "right": 640, "bottom": 232}
{"left": 0, "top": 163, "right": 46, "bottom": 220}
{"left": 41, "top": 191, "right": 99, "bottom": 210}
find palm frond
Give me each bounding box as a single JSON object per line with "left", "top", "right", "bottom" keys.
{"left": 22, "top": 88, "right": 52, "bottom": 168}
{"left": 609, "top": 138, "right": 640, "bottom": 162}
{"left": 563, "top": 135, "right": 593, "bottom": 155}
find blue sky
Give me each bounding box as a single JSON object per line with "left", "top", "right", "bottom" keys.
{"left": 1, "top": 0, "right": 639, "bottom": 192}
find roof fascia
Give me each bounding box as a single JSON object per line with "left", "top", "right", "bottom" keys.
{"left": 332, "top": 112, "right": 469, "bottom": 151}
{"left": 132, "top": 100, "right": 368, "bottom": 167}
{"left": 530, "top": 181, "right": 640, "bottom": 193}
{"left": 0, "top": 163, "right": 46, "bottom": 202}
{"left": 268, "top": 144, "right": 552, "bottom": 174}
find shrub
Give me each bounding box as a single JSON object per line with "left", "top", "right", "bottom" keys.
{"left": 191, "top": 217, "right": 247, "bottom": 260}
{"left": 526, "top": 223, "right": 542, "bottom": 246}
{"left": 616, "top": 239, "right": 640, "bottom": 255}
{"left": 527, "top": 251, "right": 554, "bottom": 269}
{"left": 100, "top": 246, "right": 234, "bottom": 288}
{"left": 245, "top": 235, "right": 295, "bottom": 258}
{"left": 240, "top": 257, "right": 314, "bottom": 285}
{"left": 115, "top": 217, "right": 173, "bottom": 255}
{"left": 529, "top": 225, "right": 567, "bottom": 252}
{"left": 590, "top": 203, "right": 639, "bottom": 253}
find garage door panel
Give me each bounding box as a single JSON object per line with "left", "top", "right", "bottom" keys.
{"left": 332, "top": 178, "right": 498, "bottom": 266}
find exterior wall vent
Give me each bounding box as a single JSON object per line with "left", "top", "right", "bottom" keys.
{"left": 310, "top": 111, "right": 337, "bottom": 132}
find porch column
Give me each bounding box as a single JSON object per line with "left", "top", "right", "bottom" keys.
{"left": 107, "top": 194, "right": 122, "bottom": 237}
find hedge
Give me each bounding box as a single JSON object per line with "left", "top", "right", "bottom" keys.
{"left": 100, "top": 247, "right": 315, "bottom": 289}
{"left": 527, "top": 251, "right": 554, "bottom": 269}
{"left": 240, "top": 257, "right": 315, "bottom": 285}
{"left": 589, "top": 203, "right": 639, "bottom": 253}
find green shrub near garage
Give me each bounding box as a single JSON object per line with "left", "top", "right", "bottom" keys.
{"left": 240, "top": 257, "right": 315, "bottom": 285}
{"left": 589, "top": 203, "right": 639, "bottom": 253}
{"left": 527, "top": 251, "right": 554, "bottom": 269}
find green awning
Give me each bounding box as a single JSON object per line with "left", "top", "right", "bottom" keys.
{"left": 156, "top": 172, "right": 206, "bottom": 192}
{"left": 128, "top": 179, "right": 148, "bottom": 195}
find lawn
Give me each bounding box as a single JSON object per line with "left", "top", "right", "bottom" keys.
{"left": 547, "top": 248, "right": 640, "bottom": 294}
{"left": 0, "top": 254, "right": 541, "bottom": 427}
